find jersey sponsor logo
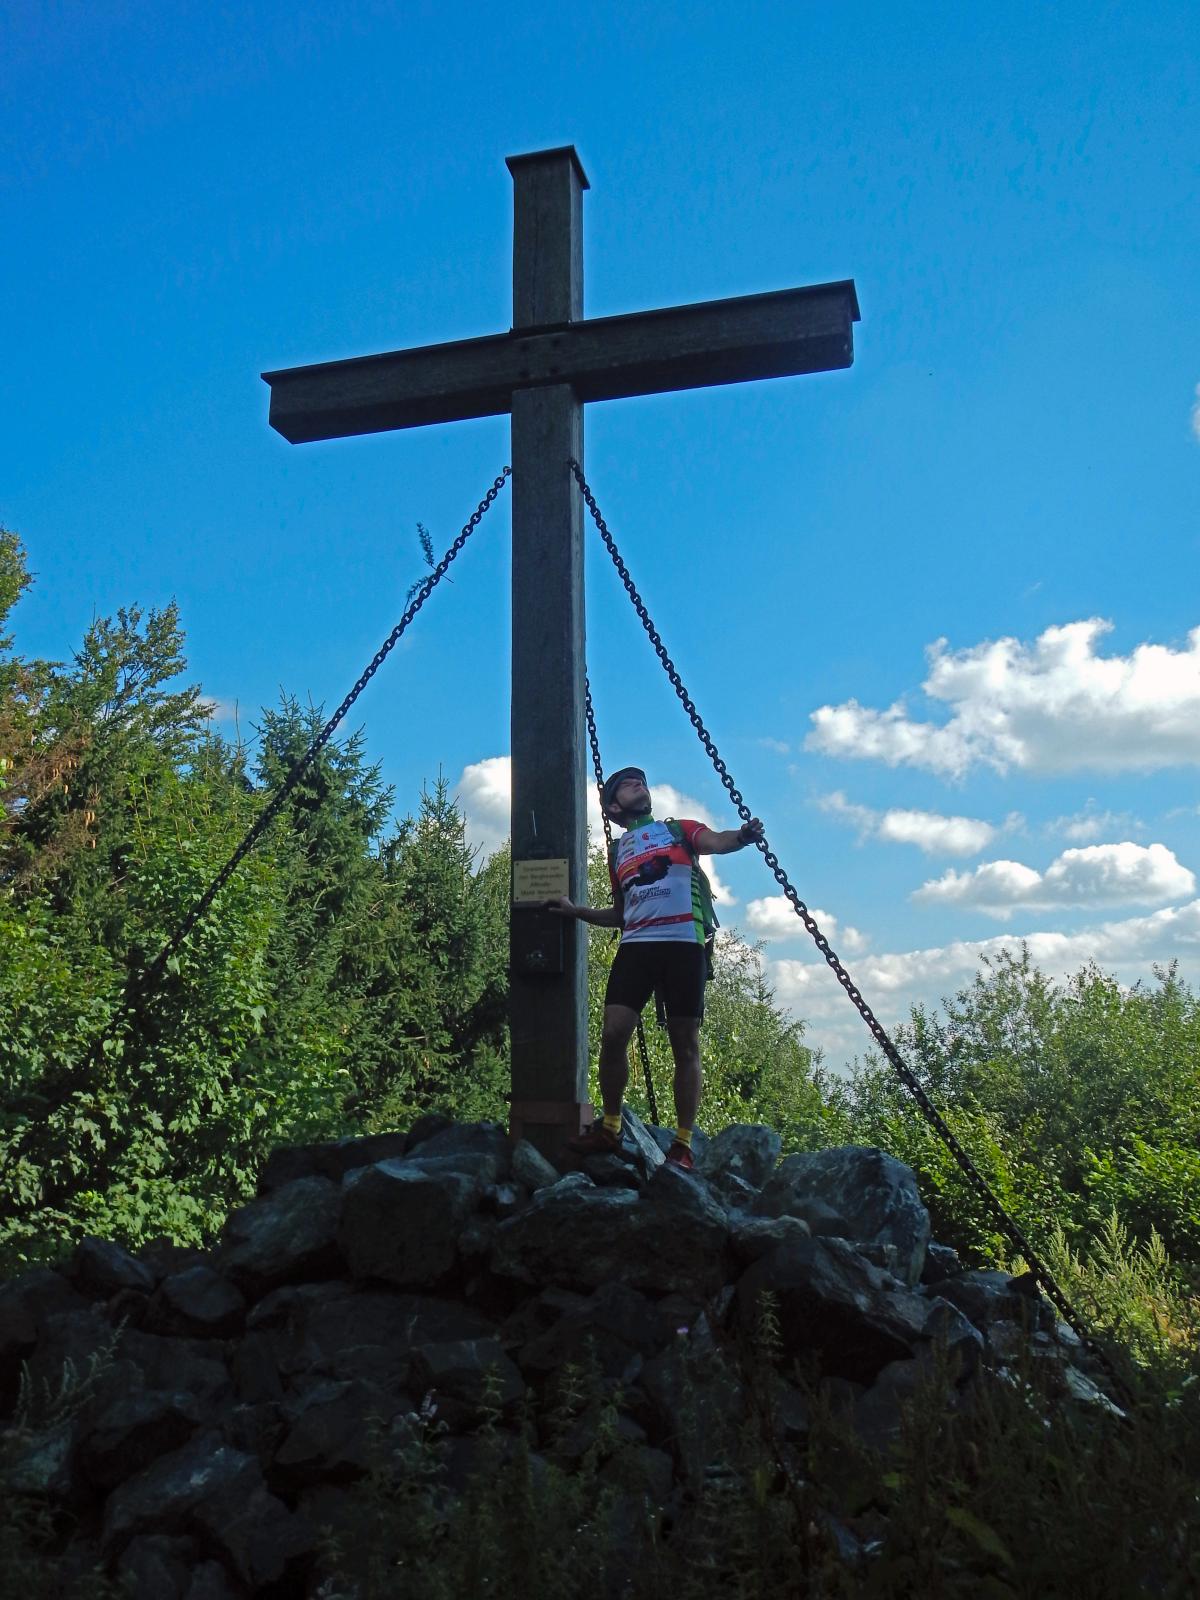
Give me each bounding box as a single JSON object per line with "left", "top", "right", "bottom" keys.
{"left": 616, "top": 817, "right": 709, "bottom": 945}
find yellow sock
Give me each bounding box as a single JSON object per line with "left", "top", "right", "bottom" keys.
{"left": 674, "top": 1125, "right": 693, "bottom": 1149}
{"left": 602, "top": 1112, "right": 622, "bottom": 1135}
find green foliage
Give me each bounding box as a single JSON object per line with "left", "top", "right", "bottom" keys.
{"left": 841, "top": 948, "right": 1200, "bottom": 1287}
{"left": 303, "top": 1289, "right": 1200, "bottom": 1599}
{"left": 0, "top": 547, "right": 509, "bottom": 1269}
{"left": 1043, "top": 1211, "right": 1200, "bottom": 1377}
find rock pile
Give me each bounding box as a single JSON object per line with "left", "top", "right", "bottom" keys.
{"left": 0, "top": 1113, "right": 1117, "bottom": 1597}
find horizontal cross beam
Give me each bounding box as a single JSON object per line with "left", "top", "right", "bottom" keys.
{"left": 263, "top": 280, "right": 860, "bottom": 444}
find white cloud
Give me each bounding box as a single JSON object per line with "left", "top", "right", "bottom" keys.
{"left": 759, "top": 737, "right": 790, "bottom": 755}
{"left": 806, "top": 620, "right": 1200, "bottom": 777}
{"left": 454, "top": 758, "right": 737, "bottom": 904}
{"left": 456, "top": 757, "right": 514, "bottom": 858}
{"left": 1048, "top": 803, "right": 1141, "bottom": 843}
{"left": 819, "top": 789, "right": 1006, "bottom": 856}
{"left": 744, "top": 895, "right": 868, "bottom": 953}
{"left": 765, "top": 899, "right": 1200, "bottom": 1068}
{"left": 912, "top": 842, "right": 1195, "bottom": 919}
{"left": 200, "top": 697, "right": 243, "bottom": 724}
{"left": 1191, "top": 383, "right": 1200, "bottom": 444}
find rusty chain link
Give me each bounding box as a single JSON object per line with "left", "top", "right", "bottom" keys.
{"left": 136, "top": 468, "right": 511, "bottom": 996}
{"left": 585, "top": 674, "right": 660, "bottom": 1125}
{"left": 568, "top": 458, "right": 1110, "bottom": 1356}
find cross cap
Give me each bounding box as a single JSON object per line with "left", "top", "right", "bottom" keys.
{"left": 505, "top": 145, "right": 591, "bottom": 191}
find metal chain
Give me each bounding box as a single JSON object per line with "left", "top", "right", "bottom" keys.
{"left": 584, "top": 674, "right": 660, "bottom": 1125}
{"left": 569, "top": 458, "right": 1105, "bottom": 1355}
{"left": 135, "top": 468, "right": 511, "bottom": 998}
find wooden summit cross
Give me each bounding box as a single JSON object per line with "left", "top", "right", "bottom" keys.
{"left": 262, "top": 145, "right": 859, "bottom": 1161}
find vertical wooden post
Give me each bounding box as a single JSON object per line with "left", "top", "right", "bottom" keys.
{"left": 506, "top": 148, "right": 593, "bottom": 1158}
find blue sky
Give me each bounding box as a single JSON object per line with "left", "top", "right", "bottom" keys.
{"left": 4, "top": 0, "right": 1199, "bottom": 1065}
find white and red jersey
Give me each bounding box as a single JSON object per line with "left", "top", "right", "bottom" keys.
{"left": 610, "top": 816, "right": 710, "bottom": 945}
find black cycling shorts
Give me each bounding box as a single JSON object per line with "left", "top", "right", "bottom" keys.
{"left": 604, "top": 940, "right": 707, "bottom": 1021}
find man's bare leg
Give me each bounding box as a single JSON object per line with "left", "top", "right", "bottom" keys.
{"left": 599, "top": 1004, "right": 640, "bottom": 1116}
{"left": 666, "top": 1017, "right": 703, "bottom": 1130}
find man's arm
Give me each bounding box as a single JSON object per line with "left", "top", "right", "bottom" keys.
{"left": 543, "top": 894, "right": 624, "bottom": 927}
{"left": 692, "top": 818, "right": 764, "bottom": 855}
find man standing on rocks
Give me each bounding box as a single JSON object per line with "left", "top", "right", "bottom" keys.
{"left": 548, "top": 766, "right": 763, "bottom": 1171}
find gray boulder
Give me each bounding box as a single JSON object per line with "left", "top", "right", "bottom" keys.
{"left": 708, "top": 1170, "right": 762, "bottom": 1213}
{"left": 513, "top": 1280, "right": 658, "bottom": 1384}
{"left": 637, "top": 1341, "right": 742, "bottom": 1482}
{"left": 222, "top": 1398, "right": 288, "bottom": 1467}
{"left": 257, "top": 1130, "right": 410, "bottom": 1193}
{"left": 737, "top": 1236, "right": 929, "bottom": 1382}
{"left": 729, "top": 1213, "right": 812, "bottom": 1267}
{"left": 185, "top": 1562, "right": 242, "bottom": 1600}
{"left": 842, "top": 1356, "right": 935, "bottom": 1451}
{"left": 115, "top": 1534, "right": 195, "bottom": 1600}
{"left": 927, "top": 1268, "right": 1054, "bottom": 1334}
{"left": 698, "top": 1123, "right": 781, "bottom": 1191}
{"left": 620, "top": 1106, "right": 668, "bottom": 1176}
{"left": 1, "top": 1270, "right": 88, "bottom": 1403}
{"left": 20, "top": 1305, "right": 116, "bottom": 1403}
{"left": 103, "top": 1429, "right": 302, "bottom": 1588}
{"left": 218, "top": 1175, "right": 344, "bottom": 1300}
{"left": 922, "top": 1297, "right": 985, "bottom": 1380}
{"left": 70, "top": 1237, "right": 157, "bottom": 1300}
{"left": 511, "top": 1138, "right": 560, "bottom": 1192}
{"left": 579, "top": 1152, "right": 644, "bottom": 1190}
{"left": 404, "top": 1110, "right": 454, "bottom": 1151}
{"left": 407, "top": 1119, "right": 512, "bottom": 1183}
{"left": 272, "top": 1377, "right": 407, "bottom": 1484}
{"left": 244, "top": 1281, "right": 495, "bottom": 1397}
{"left": 410, "top": 1337, "right": 526, "bottom": 1424}
{"left": 339, "top": 1158, "right": 481, "bottom": 1286}
{"left": 102, "top": 1429, "right": 250, "bottom": 1549}
{"left": 756, "top": 1145, "right": 931, "bottom": 1286}
{"left": 117, "top": 1328, "right": 233, "bottom": 1410}
{"left": 492, "top": 1166, "right": 728, "bottom": 1298}
{"left": 136, "top": 1240, "right": 209, "bottom": 1282}
{"left": 921, "top": 1241, "right": 962, "bottom": 1283}
{"left": 146, "top": 1265, "right": 246, "bottom": 1339}
{"left": 81, "top": 1387, "right": 203, "bottom": 1489}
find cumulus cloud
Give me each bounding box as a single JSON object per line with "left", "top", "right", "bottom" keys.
{"left": 912, "top": 842, "right": 1195, "bottom": 918}
{"left": 765, "top": 899, "right": 1200, "bottom": 1067}
{"left": 806, "top": 620, "right": 1200, "bottom": 777}
{"left": 454, "top": 758, "right": 736, "bottom": 904}
{"left": 1048, "top": 803, "right": 1141, "bottom": 843}
{"left": 456, "top": 757, "right": 513, "bottom": 858}
{"left": 819, "top": 789, "right": 1006, "bottom": 856}
{"left": 744, "top": 895, "right": 867, "bottom": 953}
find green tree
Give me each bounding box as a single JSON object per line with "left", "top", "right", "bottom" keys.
{"left": 842, "top": 947, "right": 1200, "bottom": 1277}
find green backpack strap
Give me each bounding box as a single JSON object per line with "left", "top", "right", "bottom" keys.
{"left": 665, "top": 819, "right": 719, "bottom": 980}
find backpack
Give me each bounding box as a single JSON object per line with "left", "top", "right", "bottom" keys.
{"left": 664, "top": 818, "right": 720, "bottom": 969}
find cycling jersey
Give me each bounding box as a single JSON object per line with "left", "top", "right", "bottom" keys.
{"left": 610, "top": 815, "right": 711, "bottom": 945}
